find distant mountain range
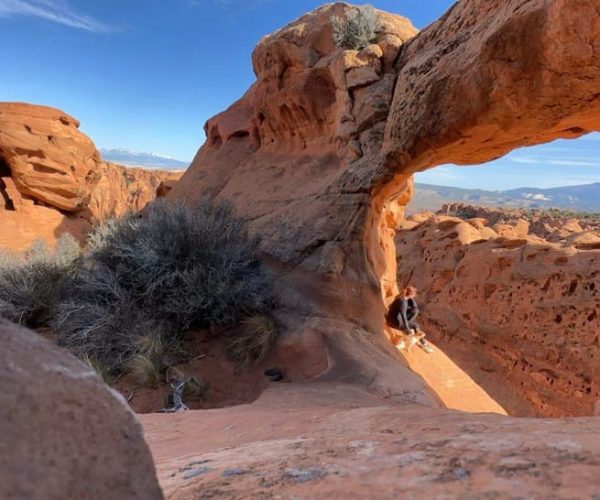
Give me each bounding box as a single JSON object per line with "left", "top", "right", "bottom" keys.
{"left": 410, "top": 182, "right": 600, "bottom": 214}
{"left": 100, "top": 148, "right": 189, "bottom": 169}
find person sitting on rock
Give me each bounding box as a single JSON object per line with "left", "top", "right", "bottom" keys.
{"left": 388, "top": 286, "right": 433, "bottom": 353}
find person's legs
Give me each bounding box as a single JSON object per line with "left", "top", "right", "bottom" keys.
{"left": 408, "top": 320, "right": 433, "bottom": 353}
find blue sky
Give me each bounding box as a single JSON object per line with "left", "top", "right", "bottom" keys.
{"left": 0, "top": 0, "right": 598, "bottom": 190}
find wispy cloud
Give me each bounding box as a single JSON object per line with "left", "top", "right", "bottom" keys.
{"left": 511, "top": 155, "right": 600, "bottom": 168}
{"left": 0, "top": 0, "right": 109, "bottom": 32}
{"left": 511, "top": 157, "right": 540, "bottom": 164}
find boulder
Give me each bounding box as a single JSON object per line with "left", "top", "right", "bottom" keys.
{"left": 0, "top": 319, "right": 163, "bottom": 500}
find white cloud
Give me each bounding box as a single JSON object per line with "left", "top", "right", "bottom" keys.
{"left": 510, "top": 157, "right": 541, "bottom": 164}
{"left": 548, "top": 159, "right": 600, "bottom": 167}
{"left": 0, "top": 0, "right": 108, "bottom": 32}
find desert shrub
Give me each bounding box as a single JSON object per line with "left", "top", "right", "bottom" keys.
{"left": 82, "top": 354, "right": 112, "bottom": 384}
{"left": 182, "top": 375, "right": 209, "bottom": 401}
{"left": 54, "top": 198, "right": 276, "bottom": 377}
{"left": 86, "top": 199, "right": 274, "bottom": 330}
{"left": 223, "top": 314, "right": 278, "bottom": 368}
{"left": 331, "top": 5, "right": 380, "bottom": 50}
{"left": 54, "top": 264, "right": 176, "bottom": 375}
{"left": 0, "top": 234, "right": 81, "bottom": 327}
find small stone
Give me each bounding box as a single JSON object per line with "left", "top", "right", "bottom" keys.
{"left": 453, "top": 467, "right": 470, "bottom": 480}
{"left": 284, "top": 467, "right": 327, "bottom": 483}
{"left": 222, "top": 467, "right": 250, "bottom": 477}
{"left": 182, "top": 467, "right": 211, "bottom": 480}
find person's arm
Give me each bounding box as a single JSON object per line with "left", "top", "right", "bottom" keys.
{"left": 410, "top": 298, "right": 419, "bottom": 320}
{"left": 398, "top": 298, "right": 410, "bottom": 331}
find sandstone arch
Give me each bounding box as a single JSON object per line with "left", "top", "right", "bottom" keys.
{"left": 171, "top": 1, "right": 600, "bottom": 404}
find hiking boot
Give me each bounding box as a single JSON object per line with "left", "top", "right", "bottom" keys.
{"left": 419, "top": 340, "right": 434, "bottom": 354}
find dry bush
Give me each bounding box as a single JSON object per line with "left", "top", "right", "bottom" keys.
{"left": 87, "top": 199, "right": 274, "bottom": 330}
{"left": 54, "top": 199, "right": 277, "bottom": 379}
{"left": 0, "top": 234, "right": 81, "bottom": 327}
{"left": 182, "top": 376, "right": 209, "bottom": 401}
{"left": 223, "top": 314, "right": 278, "bottom": 368}
{"left": 54, "top": 264, "right": 174, "bottom": 375}
{"left": 82, "top": 354, "right": 112, "bottom": 384}
{"left": 332, "top": 5, "right": 380, "bottom": 50}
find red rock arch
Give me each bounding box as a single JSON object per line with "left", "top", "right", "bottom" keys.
{"left": 171, "top": 1, "right": 600, "bottom": 402}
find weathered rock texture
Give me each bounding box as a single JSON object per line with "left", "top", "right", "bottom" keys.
{"left": 396, "top": 209, "right": 599, "bottom": 417}
{"left": 171, "top": 1, "right": 600, "bottom": 405}
{"left": 142, "top": 383, "right": 600, "bottom": 499}
{"left": 0, "top": 319, "right": 163, "bottom": 500}
{"left": 0, "top": 102, "right": 181, "bottom": 250}
{"left": 440, "top": 203, "right": 600, "bottom": 244}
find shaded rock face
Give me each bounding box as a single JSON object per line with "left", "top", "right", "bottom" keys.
{"left": 396, "top": 211, "right": 600, "bottom": 417}
{"left": 0, "top": 102, "right": 181, "bottom": 250}
{"left": 171, "top": 0, "right": 600, "bottom": 399}
{"left": 0, "top": 319, "right": 163, "bottom": 500}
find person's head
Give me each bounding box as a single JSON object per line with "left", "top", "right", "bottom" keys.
{"left": 401, "top": 286, "right": 417, "bottom": 299}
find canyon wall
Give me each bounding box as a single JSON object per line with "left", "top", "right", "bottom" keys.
{"left": 0, "top": 102, "right": 181, "bottom": 250}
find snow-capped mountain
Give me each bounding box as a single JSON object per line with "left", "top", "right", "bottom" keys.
{"left": 100, "top": 148, "right": 189, "bottom": 169}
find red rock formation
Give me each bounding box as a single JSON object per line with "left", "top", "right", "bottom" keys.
{"left": 141, "top": 383, "right": 600, "bottom": 499}
{"left": 0, "top": 319, "right": 163, "bottom": 500}
{"left": 171, "top": 1, "right": 600, "bottom": 406}
{"left": 149, "top": 3, "right": 600, "bottom": 496}
{"left": 0, "top": 102, "right": 181, "bottom": 250}
{"left": 396, "top": 210, "right": 599, "bottom": 417}
{"left": 438, "top": 203, "right": 600, "bottom": 243}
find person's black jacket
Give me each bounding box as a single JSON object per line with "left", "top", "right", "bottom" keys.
{"left": 387, "top": 296, "right": 419, "bottom": 331}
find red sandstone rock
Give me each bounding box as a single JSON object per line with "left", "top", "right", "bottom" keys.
{"left": 395, "top": 209, "right": 600, "bottom": 417}
{"left": 0, "top": 319, "right": 162, "bottom": 500}
{"left": 0, "top": 102, "right": 181, "bottom": 250}
{"left": 170, "top": 1, "right": 600, "bottom": 406}
{"left": 141, "top": 383, "right": 600, "bottom": 499}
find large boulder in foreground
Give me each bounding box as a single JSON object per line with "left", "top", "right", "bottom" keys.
{"left": 0, "top": 320, "right": 163, "bottom": 500}
{"left": 0, "top": 102, "right": 181, "bottom": 251}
